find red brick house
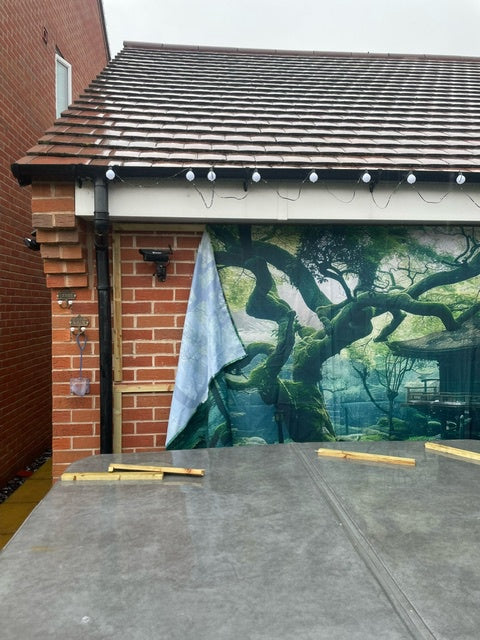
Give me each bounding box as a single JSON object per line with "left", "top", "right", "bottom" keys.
{"left": 1, "top": 0, "right": 109, "bottom": 486}
{"left": 12, "top": 43, "right": 480, "bottom": 479}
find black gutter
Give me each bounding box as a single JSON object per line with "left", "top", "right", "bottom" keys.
{"left": 93, "top": 177, "right": 113, "bottom": 454}
{"left": 11, "top": 163, "right": 480, "bottom": 187}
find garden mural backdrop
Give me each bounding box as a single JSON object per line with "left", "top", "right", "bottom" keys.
{"left": 166, "top": 224, "right": 480, "bottom": 449}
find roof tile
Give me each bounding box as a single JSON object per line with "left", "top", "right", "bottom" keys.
{"left": 15, "top": 43, "right": 480, "bottom": 176}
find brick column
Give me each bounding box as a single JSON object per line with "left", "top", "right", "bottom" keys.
{"left": 32, "top": 181, "right": 97, "bottom": 479}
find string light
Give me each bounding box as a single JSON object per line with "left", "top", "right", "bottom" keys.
{"left": 102, "top": 167, "right": 480, "bottom": 211}
{"left": 406, "top": 172, "right": 416, "bottom": 185}
{"left": 370, "top": 179, "right": 403, "bottom": 209}
{"left": 193, "top": 183, "right": 215, "bottom": 208}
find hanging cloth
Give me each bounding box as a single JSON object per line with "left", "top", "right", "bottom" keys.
{"left": 166, "top": 232, "right": 246, "bottom": 447}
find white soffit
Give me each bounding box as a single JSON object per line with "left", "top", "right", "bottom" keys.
{"left": 75, "top": 179, "right": 480, "bottom": 224}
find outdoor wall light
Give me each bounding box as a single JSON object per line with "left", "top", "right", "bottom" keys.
{"left": 24, "top": 230, "right": 40, "bottom": 251}
{"left": 361, "top": 171, "right": 372, "bottom": 184}
{"left": 456, "top": 173, "right": 466, "bottom": 185}
{"left": 139, "top": 247, "right": 173, "bottom": 281}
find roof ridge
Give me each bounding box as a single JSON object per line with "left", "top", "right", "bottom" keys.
{"left": 122, "top": 41, "right": 480, "bottom": 63}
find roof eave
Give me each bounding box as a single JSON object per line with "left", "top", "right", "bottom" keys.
{"left": 12, "top": 160, "right": 480, "bottom": 188}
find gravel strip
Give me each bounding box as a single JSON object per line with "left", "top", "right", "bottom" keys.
{"left": 0, "top": 451, "right": 52, "bottom": 504}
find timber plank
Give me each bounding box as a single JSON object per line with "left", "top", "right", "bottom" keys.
{"left": 425, "top": 441, "right": 480, "bottom": 462}
{"left": 61, "top": 472, "right": 164, "bottom": 482}
{"left": 108, "top": 463, "right": 205, "bottom": 476}
{"left": 317, "top": 448, "right": 416, "bottom": 466}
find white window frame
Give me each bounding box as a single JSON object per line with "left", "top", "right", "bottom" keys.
{"left": 55, "top": 53, "right": 72, "bottom": 118}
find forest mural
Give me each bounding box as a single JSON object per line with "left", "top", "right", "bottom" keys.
{"left": 167, "top": 223, "right": 480, "bottom": 449}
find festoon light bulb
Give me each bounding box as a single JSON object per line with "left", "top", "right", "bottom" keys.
{"left": 361, "top": 171, "right": 371, "bottom": 184}
{"left": 406, "top": 172, "right": 416, "bottom": 185}
{"left": 185, "top": 169, "right": 195, "bottom": 182}
{"left": 251, "top": 170, "right": 261, "bottom": 183}
{"left": 309, "top": 170, "right": 319, "bottom": 183}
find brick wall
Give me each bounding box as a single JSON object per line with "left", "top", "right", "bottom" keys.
{"left": 117, "top": 229, "right": 203, "bottom": 456}
{"left": 31, "top": 181, "right": 203, "bottom": 479}
{"left": 0, "top": 1, "right": 108, "bottom": 486}
{"left": 31, "top": 181, "right": 92, "bottom": 480}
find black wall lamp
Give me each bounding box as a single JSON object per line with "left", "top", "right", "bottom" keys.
{"left": 139, "top": 247, "right": 173, "bottom": 281}
{"left": 24, "top": 230, "right": 40, "bottom": 251}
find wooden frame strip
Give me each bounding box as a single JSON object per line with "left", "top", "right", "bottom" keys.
{"left": 112, "top": 383, "right": 175, "bottom": 454}
{"left": 61, "top": 472, "right": 165, "bottom": 482}
{"left": 113, "top": 387, "right": 123, "bottom": 454}
{"left": 317, "top": 448, "right": 416, "bottom": 466}
{"left": 115, "top": 383, "right": 174, "bottom": 393}
{"left": 425, "top": 441, "right": 480, "bottom": 462}
{"left": 108, "top": 463, "right": 204, "bottom": 476}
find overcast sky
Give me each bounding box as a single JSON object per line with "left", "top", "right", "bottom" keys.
{"left": 103, "top": 0, "right": 480, "bottom": 59}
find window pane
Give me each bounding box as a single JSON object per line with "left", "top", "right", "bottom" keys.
{"left": 56, "top": 56, "right": 71, "bottom": 117}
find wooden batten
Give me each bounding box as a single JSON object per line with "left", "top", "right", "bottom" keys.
{"left": 108, "top": 463, "right": 205, "bottom": 476}
{"left": 61, "top": 472, "right": 165, "bottom": 482}
{"left": 317, "top": 448, "right": 416, "bottom": 466}
{"left": 425, "top": 441, "right": 480, "bottom": 462}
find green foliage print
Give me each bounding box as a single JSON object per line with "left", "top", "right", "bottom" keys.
{"left": 180, "top": 223, "right": 480, "bottom": 445}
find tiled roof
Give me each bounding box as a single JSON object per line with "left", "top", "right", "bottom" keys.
{"left": 391, "top": 317, "right": 480, "bottom": 358}
{"left": 13, "top": 43, "right": 480, "bottom": 181}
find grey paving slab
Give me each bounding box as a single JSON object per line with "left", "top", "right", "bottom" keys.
{"left": 297, "top": 440, "right": 480, "bottom": 640}
{"left": 0, "top": 442, "right": 478, "bottom": 639}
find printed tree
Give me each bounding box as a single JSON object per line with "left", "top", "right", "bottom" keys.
{"left": 350, "top": 345, "right": 416, "bottom": 437}
{"left": 207, "top": 224, "right": 480, "bottom": 443}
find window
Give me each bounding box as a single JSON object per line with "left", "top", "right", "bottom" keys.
{"left": 55, "top": 53, "right": 72, "bottom": 117}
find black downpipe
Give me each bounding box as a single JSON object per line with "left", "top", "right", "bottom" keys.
{"left": 94, "top": 177, "right": 113, "bottom": 454}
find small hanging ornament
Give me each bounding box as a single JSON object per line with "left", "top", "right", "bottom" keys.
{"left": 70, "top": 333, "right": 90, "bottom": 396}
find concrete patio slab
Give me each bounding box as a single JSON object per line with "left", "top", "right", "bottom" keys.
{"left": 0, "top": 441, "right": 479, "bottom": 639}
